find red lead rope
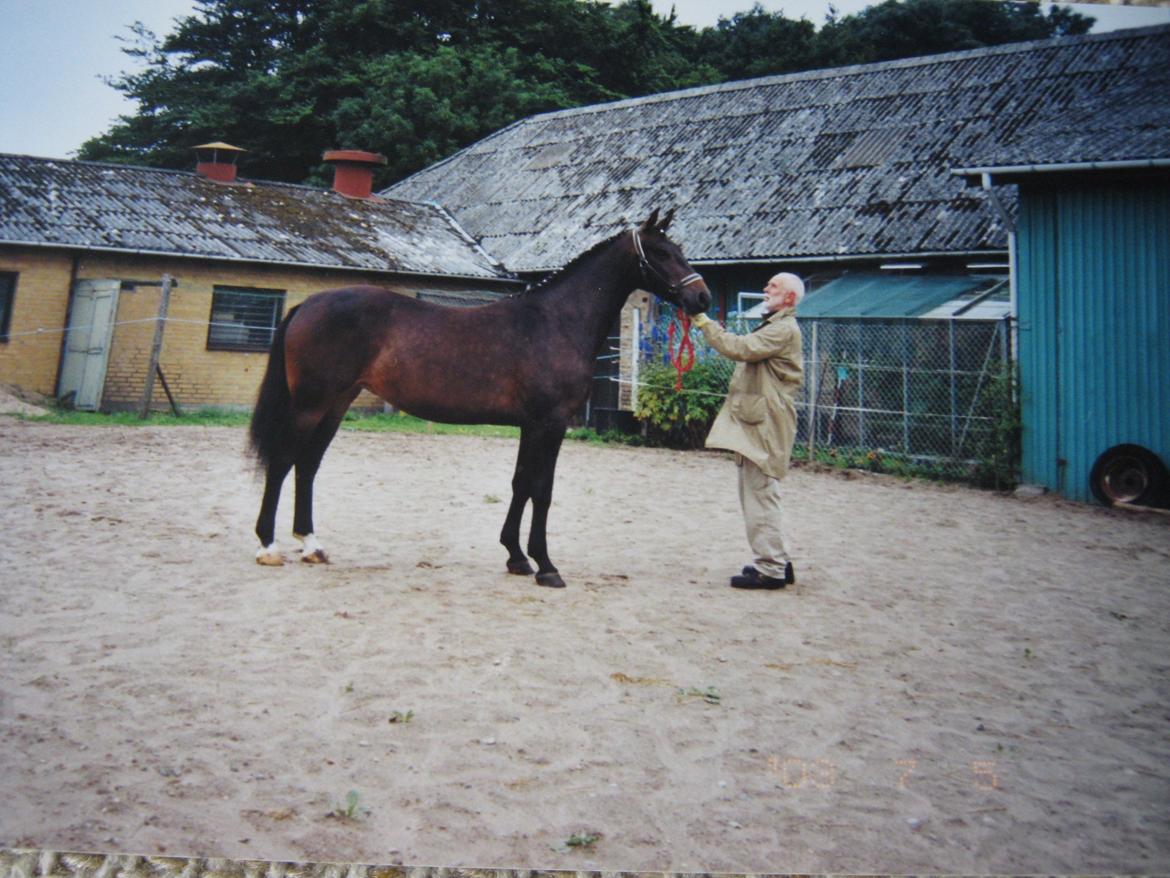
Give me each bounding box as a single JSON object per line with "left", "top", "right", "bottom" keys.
{"left": 667, "top": 311, "right": 695, "bottom": 391}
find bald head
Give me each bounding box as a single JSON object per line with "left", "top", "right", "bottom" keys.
{"left": 763, "top": 272, "right": 805, "bottom": 313}
{"left": 771, "top": 273, "right": 804, "bottom": 302}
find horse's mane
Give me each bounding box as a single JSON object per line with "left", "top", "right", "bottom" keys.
{"left": 518, "top": 229, "right": 625, "bottom": 297}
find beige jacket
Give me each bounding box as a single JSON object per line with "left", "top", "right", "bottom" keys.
{"left": 699, "top": 306, "right": 803, "bottom": 479}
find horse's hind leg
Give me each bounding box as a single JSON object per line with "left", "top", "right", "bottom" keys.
{"left": 292, "top": 396, "right": 356, "bottom": 563}
{"left": 256, "top": 456, "right": 294, "bottom": 565}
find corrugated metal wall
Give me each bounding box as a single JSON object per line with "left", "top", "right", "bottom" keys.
{"left": 1016, "top": 179, "right": 1170, "bottom": 501}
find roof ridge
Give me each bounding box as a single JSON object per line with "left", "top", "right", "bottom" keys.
{"left": 0, "top": 151, "right": 331, "bottom": 196}
{"left": 1, "top": 152, "right": 199, "bottom": 176}
{"left": 0, "top": 154, "right": 513, "bottom": 280}
{"left": 505, "top": 23, "right": 1170, "bottom": 125}
{"left": 381, "top": 116, "right": 534, "bottom": 195}
{"left": 0, "top": 151, "right": 458, "bottom": 212}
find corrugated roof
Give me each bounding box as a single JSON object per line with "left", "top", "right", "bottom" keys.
{"left": 383, "top": 25, "right": 1170, "bottom": 273}
{"left": 797, "top": 274, "right": 1000, "bottom": 318}
{"left": 0, "top": 154, "right": 513, "bottom": 281}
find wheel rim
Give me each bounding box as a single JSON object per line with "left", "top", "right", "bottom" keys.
{"left": 1099, "top": 454, "right": 1150, "bottom": 504}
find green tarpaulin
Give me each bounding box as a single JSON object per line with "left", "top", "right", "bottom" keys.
{"left": 795, "top": 274, "right": 994, "bottom": 319}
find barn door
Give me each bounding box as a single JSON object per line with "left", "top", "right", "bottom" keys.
{"left": 58, "top": 278, "right": 121, "bottom": 410}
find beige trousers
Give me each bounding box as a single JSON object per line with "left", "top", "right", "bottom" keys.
{"left": 736, "top": 455, "right": 790, "bottom": 578}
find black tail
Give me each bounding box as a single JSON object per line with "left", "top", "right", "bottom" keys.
{"left": 248, "top": 305, "right": 300, "bottom": 469}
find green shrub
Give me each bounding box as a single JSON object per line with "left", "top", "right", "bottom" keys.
{"left": 633, "top": 360, "right": 729, "bottom": 449}
{"left": 967, "top": 362, "right": 1021, "bottom": 490}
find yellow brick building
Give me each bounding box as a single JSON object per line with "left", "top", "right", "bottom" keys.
{"left": 0, "top": 150, "right": 519, "bottom": 412}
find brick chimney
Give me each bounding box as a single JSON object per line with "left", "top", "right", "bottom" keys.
{"left": 193, "top": 142, "right": 245, "bottom": 183}
{"left": 323, "top": 149, "right": 387, "bottom": 199}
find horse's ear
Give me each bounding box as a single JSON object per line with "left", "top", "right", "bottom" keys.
{"left": 641, "top": 208, "right": 660, "bottom": 232}
{"left": 659, "top": 208, "right": 675, "bottom": 232}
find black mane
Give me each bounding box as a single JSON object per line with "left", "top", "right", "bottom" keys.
{"left": 519, "top": 229, "right": 626, "bottom": 296}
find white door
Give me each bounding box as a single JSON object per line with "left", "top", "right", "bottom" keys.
{"left": 58, "top": 279, "right": 121, "bottom": 410}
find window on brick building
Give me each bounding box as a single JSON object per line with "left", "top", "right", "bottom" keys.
{"left": 0, "top": 272, "right": 16, "bottom": 342}
{"left": 207, "top": 285, "right": 285, "bottom": 352}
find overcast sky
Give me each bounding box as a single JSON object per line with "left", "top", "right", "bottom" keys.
{"left": 0, "top": 0, "right": 1167, "bottom": 160}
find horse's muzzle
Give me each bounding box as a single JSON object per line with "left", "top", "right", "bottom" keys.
{"left": 682, "top": 283, "right": 712, "bottom": 316}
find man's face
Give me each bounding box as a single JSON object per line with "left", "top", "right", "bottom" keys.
{"left": 763, "top": 276, "right": 793, "bottom": 312}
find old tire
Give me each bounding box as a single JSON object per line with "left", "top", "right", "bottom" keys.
{"left": 1089, "top": 444, "right": 1169, "bottom": 507}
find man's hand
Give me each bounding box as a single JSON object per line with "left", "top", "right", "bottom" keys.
{"left": 691, "top": 312, "right": 711, "bottom": 328}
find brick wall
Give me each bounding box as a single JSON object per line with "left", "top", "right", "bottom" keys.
{"left": 0, "top": 246, "right": 517, "bottom": 412}
{"left": 0, "top": 247, "right": 75, "bottom": 396}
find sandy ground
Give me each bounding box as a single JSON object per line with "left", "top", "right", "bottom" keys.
{"left": 1, "top": 417, "right": 1168, "bottom": 874}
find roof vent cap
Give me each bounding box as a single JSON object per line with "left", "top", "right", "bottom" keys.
{"left": 194, "top": 142, "right": 246, "bottom": 183}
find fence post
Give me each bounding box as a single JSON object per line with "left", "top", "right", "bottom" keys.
{"left": 856, "top": 321, "right": 865, "bottom": 447}
{"left": 139, "top": 273, "right": 173, "bottom": 418}
{"left": 630, "top": 307, "right": 640, "bottom": 413}
{"left": 807, "top": 321, "right": 818, "bottom": 459}
{"left": 901, "top": 321, "right": 910, "bottom": 453}
{"left": 949, "top": 319, "right": 958, "bottom": 454}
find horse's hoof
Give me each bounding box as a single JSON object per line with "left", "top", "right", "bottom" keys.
{"left": 256, "top": 546, "right": 284, "bottom": 566}
{"left": 301, "top": 549, "right": 329, "bottom": 564}
{"left": 535, "top": 571, "right": 566, "bottom": 588}
{"left": 507, "top": 559, "right": 535, "bottom": 575}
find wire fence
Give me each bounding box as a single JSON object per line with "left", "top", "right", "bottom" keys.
{"left": 10, "top": 279, "right": 1015, "bottom": 483}
{"left": 624, "top": 312, "right": 1016, "bottom": 482}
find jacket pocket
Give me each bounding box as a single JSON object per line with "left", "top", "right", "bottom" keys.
{"left": 732, "top": 393, "right": 766, "bottom": 424}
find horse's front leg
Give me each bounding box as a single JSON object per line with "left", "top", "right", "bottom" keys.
{"left": 501, "top": 430, "right": 535, "bottom": 576}
{"left": 525, "top": 421, "right": 567, "bottom": 588}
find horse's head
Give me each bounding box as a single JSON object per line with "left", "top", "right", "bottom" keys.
{"left": 631, "top": 209, "right": 712, "bottom": 316}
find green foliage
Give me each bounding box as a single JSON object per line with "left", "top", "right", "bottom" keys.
{"left": 564, "top": 832, "right": 600, "bottom": 848}
{"left": 327, "top": 789, "right": 368, "bottom": 820}
{"left": 814, "top": 0, "right": 1093, "bottom": 67}
{"left": 697, "top": 4, "right": 819, "bottom": 80}
{"left": 676, "top": 686, "right": 721, "bottom": 704}
{"left": 20, "top": 406, "right": 521, "bottom": 438}
{"left": 633, "top": 360, "right": 729, "bottom": 449}
{"left": 21, "top": 407, "right": 251, "bottom": 427}
{"left": 340, "top": 410, "right": 521, "bottom": 438}
{"left": 77, "top": 0, "right": 1092, "bottom": 184}
{"left": 967, "top": 361, "right": 1021, "bottom": 490}
{"left": 793, "top": 443, "right": 958, "bottom": 482}
{"left": 566, "top": 426, "right": 645, "bottom": 447}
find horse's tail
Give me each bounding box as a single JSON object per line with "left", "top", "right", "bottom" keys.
{"left": 248, "top": 305, "right": 300, "bottom": 469}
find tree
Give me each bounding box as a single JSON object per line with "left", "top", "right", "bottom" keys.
{"left": 814, "top": 0, "right": 1093, "bottom": 67}
{"left": 330, "top": 45, "right": 574, "bottom": 185}
{"left": 696, "top": 4, "right": 819, "bottom": 80}
{"left": 77, "top": 0, "right": 1095, "bottom": 184}
{"left": 78, "top": 0, "right": 708, "bottom": 182}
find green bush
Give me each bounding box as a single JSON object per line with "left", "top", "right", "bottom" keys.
{"left": 633, "top": 360, "right": 729, "bottom": 449}
{"left": 967, "top": 362, "right": 1021, "bottom": 490}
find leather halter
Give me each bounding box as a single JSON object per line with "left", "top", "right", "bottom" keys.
{"left": 631, "top": 229, "right": 704, "bottom": 297}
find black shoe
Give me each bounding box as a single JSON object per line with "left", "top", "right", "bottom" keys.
{"left": 740, "top": 562, "right": 795, "bottom": 585}
{"left": 730, "top": 567, "right": 788, "bottom": 590}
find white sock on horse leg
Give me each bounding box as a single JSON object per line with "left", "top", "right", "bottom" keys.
{"left": 255, "top": 542, "right": 284, "bottom": 566}
{"left": 297, "top": 533, "right": 327, "bottom": 563}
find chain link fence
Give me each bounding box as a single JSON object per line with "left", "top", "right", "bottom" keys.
{"left": 631, "top": 312, "right": 1016, "bottom": 484}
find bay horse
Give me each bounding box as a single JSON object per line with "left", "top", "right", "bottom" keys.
{"left": 247, "top": 209, "right": 710, "bottom": 587}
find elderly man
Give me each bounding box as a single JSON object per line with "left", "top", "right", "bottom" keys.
{"left": 692, "top": 273, "right": 804, "bottom": 590}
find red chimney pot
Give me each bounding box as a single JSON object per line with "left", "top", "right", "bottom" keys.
{"left": 323, "top": 149, "right": 387, "bottom": 199}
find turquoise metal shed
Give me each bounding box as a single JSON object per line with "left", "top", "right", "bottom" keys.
{"left": 958, "top": 164, "right": 1170, "bottom": 505}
